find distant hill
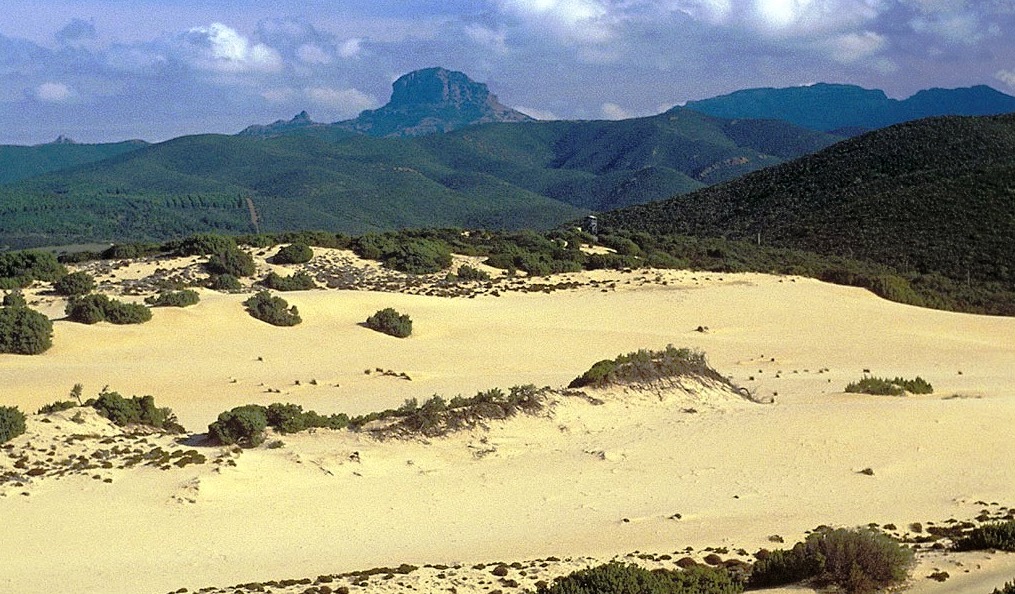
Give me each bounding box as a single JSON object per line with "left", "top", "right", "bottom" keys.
{"left": 0, "top": 139, "right": 147, "bottom": 185}
{"left": 685, "top": 83, "right": 1015, "bottom": 134}
{"left": 597, "top": 114, "right": 1015, "bottom": 292}
{"left": 0, "top": 108, "right": 839, "bottom": 247}
{"left": 240, "top": 67, "right": 534, "bottom": 139}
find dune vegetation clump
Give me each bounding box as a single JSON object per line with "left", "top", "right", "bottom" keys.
{"left": 65, "top": 294, "right": 152, "bottom": 324}
{"left": 272, "top": 242, "right": 314, "bottom": 265}
{"left": 53, "top": 271, "right": 96, "bottom": 296}
{"left": 569, "top": 345, "right": 733, "bottom": 390}
{"left": 261, "top": 271, "right": 316, "bottom": 291}
{"left": 452, "top": 264, "right": 491, "bottom": 282}
{"left": 536, "top": 562, "right": 742, "bottom": 594}
{"left": 208, "top": 273, "right": 242, "bottom": 292}
{"left": 0, "top": 250, "right": 66, "bottom": 290}
{"left": 844, "top": 376, "right": 933, "bottom": 396}
{"left": 0, "top": 305, "right": 53, "bottom": 354}
{"left": 87, "top": 389, "right": 185, "bottom": 433}
{"left": 208, "top": 403, "right": 350, "bottom": 447}
{"left": 993, "top": 581, "right": 1015, "bottom": 594}
{"left": 748, "top": 527, "right": 914, "bottom": 593}
{"left": 0, "top": 406, "right": 27, "bottom": 444}
{"left": 145, "top": 289, "right": 200, "bottom": 307}
{"left": 206, "top": 246, "right": 256, "bottom": 277}
{"left": 365, "top": 307, "right": 412, "bottom": 338}
{"left": 243, "top": 291, "right": 301, "bottom": 326}
{"left": 953, "top": 520, "right": 1015, "bottom": 552}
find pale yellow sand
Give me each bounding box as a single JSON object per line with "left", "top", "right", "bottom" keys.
{"left": 1, "top": 257, "right": 1014, "bottom": 594}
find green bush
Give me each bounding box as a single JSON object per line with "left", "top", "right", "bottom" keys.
{"left": 352, "top": 234, "right": 452, "bottom": 274}
{"left": 172, "top": 233, "right": 237, "bottom": 256}
{"left": 569, "top": 345, "right": 731, "bottom": 389}
{"left": 208, "top": 404, "right": 269, "bottom": 448}
{"left": 954, "top": 520, "right": 1015, "bottom": 552}
{"left": 455, "top": 264, "right": 490, "bottom": 282}
{"left": 65, "top": 294, "right": 152, "bottom": 325}
{"left": 992, "top": 580, "right": 1015, "bottom": 594}
{"left": 88, "top": 390, "right": 183, "bottom": 432}
{"left": 243, "top": 291, "right": 301, "bottom": 326}
{"left": 101, "top": 243, "right": 161, "bottom": 260}
{"left": 261, "top": 271, "right": 316, "bottom": 291}
{"left": 37, "top": 400, "right": 77, "bottom": 415}
{"left": 365, "top": 307, "right": 412, "bottom": 338}
{"left": 845, "top": 376, "right": 933, "bottom": 396}
{"left": 53, "top": 271, "right": 96, "bottom": 296}
{"left": 536, "top": 562, "right": 742, "bottom": 594}
{"left": 0, "top": 250, "right": 66, "bottom": 286}
{"left": 145, "top": 289, "right": 200, "bottom": 307}
{"left": 749, "top": 527, "right": 914, "bottom": 593}
{"left": 3, "top": 290, "right": 27, "bottom": 307}
{"left": 208, "top": 273, "right": 242, "bottom": 292}
{"left": 0, "top": 306, "right": 53, "bottom": 354}
{"left": 206, "top": 247, "right": 256, "bottom": 277}
{"left": 0, "top": 406, "right": 27, "bottom": 444}
{"left": 264, "top": 403, "right": 349, "bottom": 433}
{"left": 273, "top": 243, "right": 314, "bottom": 265}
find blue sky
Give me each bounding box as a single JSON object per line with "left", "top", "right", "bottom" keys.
{"left": 2, "top": 0, "right": 1014, "bottom": 144}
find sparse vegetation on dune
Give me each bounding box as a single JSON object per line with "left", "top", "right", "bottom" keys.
{"left": 0, "top": 406, "right": 27, "bottom": 444}
{"left": 272, "top": 242, "right": 314, "bottom": 265}
{"left": 844, "top": 376, "right": 933, "bottom": 396}
{"left": 65, "top": 294, "right": 152, "bottom": 324}
{"left": 0, "top": 304, "right": 53, "bottom": 354}
{"left": 86, "top": 389, "right": 185, "bottom": 433}
{"left": 569, "top": 345, "right": 737, "bottom": 392}
{"left": 243, "top": 291, "right": 301, "bottom": 326}
{"left": 261, "top": 271, "right": 316, "bottom": 291}
{"left": 145, "top": 289, "right": 200, "bottom": 307}
{"left": 365, "top": 307, "right": 412, "bottom": 338}
{"left": 954, "top": 520, "right": 1015, "bottom": 552}
{"left": 537, "top": 562, "right": 742, "bottom": 594}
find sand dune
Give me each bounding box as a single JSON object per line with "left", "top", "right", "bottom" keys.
{"left": 2, "top": 252, "right": 1014, "bottom": 593}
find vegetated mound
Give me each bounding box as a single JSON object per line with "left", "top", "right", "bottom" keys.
{"left": 844, "top": 376, "right": 933, "bottom": 396}
{"left": 597, "top": 114, "right": 1015, "bottom": 314}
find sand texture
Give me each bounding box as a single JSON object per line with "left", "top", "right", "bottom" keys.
{"left": 1, "top": 248, "right": 1013, "bottom": 593}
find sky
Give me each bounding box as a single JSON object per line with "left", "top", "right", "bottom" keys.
{"left": 1, "top": 0, "right": 1014, "bottom": 145}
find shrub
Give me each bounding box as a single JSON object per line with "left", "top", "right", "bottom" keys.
{"left": 173, "top": 233, "right": 237, "bottom": 256}
{"left": 264, "top": 403, "right": 348, "bottom": 433}
{"left": 365, "top": 307, "right": 412, "bottom": 338}
{"left": 243, "top": 291, "right": 301, "bottom": 326}
{"left": 353, "top": 234, "right": 452, "bottom": 274}
{"left": 536, "top": 562, "right": 742, "bottom": 594}
{"left": 954, "top": 520, "right": 1015, "bottom": 552}
{"left": 569, "top": 345, "right": 732, "bottom": 390}
{"left": 0, "top": 250, "right": 66, "bottom": 286}
{"left": 37, "top": 400, "right": 77, "bottom": 415}
{"left": 0, "top": 306, "right": 53, "bottom": 354}
{"left": 65, "top": 294, "right": 151, "bottom": 325}
{"left": 273, "top": 243, "right": 314, "bottom": 265}
{"left": 206, "top": 247, "right": 256, "bottom": 277}
{"left": 455, "top": 264, "right": 491, "bottom": 282}
{"left": 208, "top": 404, "right": 269, "bottom": 447}
{"left": 53, "top": 271, "right": 96, "bottom": 296}
{"left": 145, "top": 290, "right": 200, "bottom": 307}
{"left": 88, "top": 390, "right": 184, "bottom": 432}
{"left": 101, "top": 243, "right": 161, "bottom": 260}
{"left": 992, "top": 580, "right": 1015, "bottom": 594}
{"left": 261, "top": 271, "right": 316, "bottom": 291}
{"left": 749, "top": 527, "right": 914, "bottom": 593}
{"left": 845, "top": 376, "right": 933, "bottom": 396}
{"left": 0, "top": 302, "right": 53, "bottom": 355}
{"left": 0, "top": 406, "right": 27, "bottom": 444}
{"left": 3, "top": 290, "right": 27, "bottom": 307}
{"left": 208, "top": 274, "right": 242, "bottom": 292}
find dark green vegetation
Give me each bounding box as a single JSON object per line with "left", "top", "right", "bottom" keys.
{"left": 243, "top": 291, "right": 301, "bottom": 326}
{"left": 749, "top": 527, "right": 914, "bottom": 593}
{"left": 272, "top": 242, "right": 313, "bottom": 264}
{"left": 537, "top": 562, "right": 741, "bottom": 594}
{"left": 844, "top": 376, "right": 934, "bottom": 396}
{"left": 87, "top": 389, "right": 184, "bottom": 433}
{"left": 65, "top": 294, "right": 152, "bottom": 324}
{"left": 52, "top": 271, "right": 96, "bottom": 296}
{"left": 0, "top": 250, "right": 65, "bottom": 289}
{"left": 569, "top": 346, "right": 734, "bottom": 390}
{"left": 144, "top": 289, "right": 200, "bottom": 307}
{"left": 208, "top": 274, "right": 242, "bottom": 292}
{"left": 0, "top": 109, "right": 837, "bottom": 247}
{"left": 261, "top": 271, "right": 316, "bottom": 291}
{"left": 993, "top": 581, "right": 1015, "bottom": 594}
{"left": 685, "top": 83, "right": 1015, "bottom": 134}
{"left": 365, "top": 307, "right": 412, "bottom": 338}
{"left": 209, "top": 385, "right": 545, "bottom": 446}
{"left": 0, "top": 305, "right": 53, "bottom": 354}
{"left": 954, "top": 520, "right": 1015, "bottom": 552}
{"left": 354, "top": 234, "right": 453, "bottom": 274}
{"left": 0, "top": 139, "right": 146, "bottom": 185}
{"left": 599, "top": 114, "right": 1015, "bottom": 315}
{"left": 3, "top": 290, "right": 26, "bottom": 307}
{"left": 0, "top": 406, "right": 27, "bottom": 444}
{"left": 206, "top": 246, "right": 256, "bottom": 277}
{"left": 452, "top": 264, "right": 490, "bottom": 282}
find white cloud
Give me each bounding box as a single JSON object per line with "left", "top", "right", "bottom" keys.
{"left": 910, "top": 11, "right": 991, "bottom": 44}
{"left": 186, "top": 23, "right": 283, "bottom": 72}
{"left": 296, "top": 43, "right": 332, "bottom": 64}
{"left": 515, "top": 105, "right": 559, "bottom": 120}
{"left": 823, "top": 30, "right": 888, "bottom": 63}
{"left": 466, "top": 24, "right": 509, "bottom": 54}
{"left": 600, "top": 102, "right": 632, "bottom": 120}
{"left": 305, "top": 87, "right": 378, "bottom": 117}
{"left": 996, "top": 69, "right": 1015, "bottom": 89}
{"left": 338, "top": 38, "right": 364, "bottom": 59}
{"left": 35, "top": 82, "right": 74, "bottom": 102}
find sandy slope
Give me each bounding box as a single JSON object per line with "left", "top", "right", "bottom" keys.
{"left": 2, "top": 257, "right": 1014, "bottom": 593}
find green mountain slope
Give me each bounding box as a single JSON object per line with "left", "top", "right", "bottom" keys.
{"left": 597, "top": 114, "right": 1015, "bottom": 291}
{"left": 0, "top": 139, "right": 147, "bottom": 185}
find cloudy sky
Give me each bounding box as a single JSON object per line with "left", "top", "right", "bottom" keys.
{"left": 2, "top": 0, "right": 1014, "bottom": 144}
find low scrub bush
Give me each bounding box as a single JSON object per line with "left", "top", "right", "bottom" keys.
{"left": 37, "top": 400, "right": 77, "bottom": 415}
{"left": 569, "top": 345, "right": 732, "bottom": 390}
{"left": 272, "top": 243, "right": 314, "bottom": 265}
{"left": 954, "top": 520, "right": 1015, "bottom": 552}
{"left": 3, "top": 290, "right": 27, "bottom": 307}
{"left": 87, "top": 389, "right": 184, "bottom": 433}
{"left": 208, "top": 273, "right": 242, "bottom": 292}
{"left": 101, "top": 243, "right": 161, "bottom": 260}
{"left": 145, "top": 289, "right": 200, "bottom": 307}
{"left": 536, "top": 562, "right": 742, "bottom": 594}
{"left": 172, "top": 233, "right": 237, "bottom": 256}
{"left": 243, "top": 291, "right": 301, "bottom": 326}
{"left": 454, "top": 264, "right": 490, "bottom": 282}
{"left": 992, "top": 580, "right": 1015, "bottom": 594}
{"left": 0, "top": 406, "right": 27, "bottom": 444}
{"left": 0, "top": 250, "right": 66, "bottom": 287}
{"left": 206, "top": 247, "right": 256, "bottom": 277}
{"left": 262, "top": 271, "right": 316, "bottom": 291}
{"left": 749, "top": 527, "right": 914, "bottom": 593}
{"left": 845, "top": 376, "right": 933, "bottom": 396}
{"left": 208, "top": 405, "right": 270, "bottom": 447}
{"left": 365, "top": 307, "right": 412, "bottom": 338}
{"left": 65, "top": 294, "right": 152, "bottom": 324}
{"left": 0, "top": 306, "right": 53, "bottom": 354}
{"left": 53, "top": 271, "right": 96, "bottom": 296}
{"left": 353, "top": 234, "right": 452, "bottom": 274}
